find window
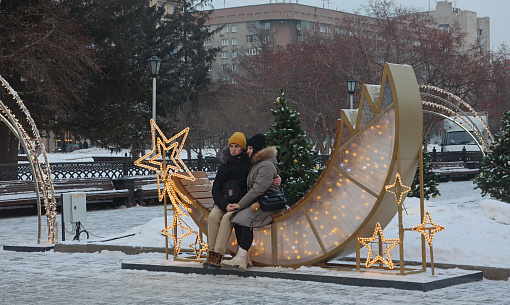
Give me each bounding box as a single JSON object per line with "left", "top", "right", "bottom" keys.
{"left": 477, "top": 28, "right": 483, "bottom": 36}
{"left": 320, "top": 25, "right": 325, "bottom": 33}
{"left": 232, "top": 51, "right": 238, "bottom": 58}
{"left": 336, "top": 27, "right": 346, "bottom": 35}
{"left": 232, "top": 38, "right": 238, "bottom": 45}
{"left": 264, "top": 36, "right": 271, "bottom": 43}
{"left": 232, "top": 78, "right": 238, "bottom": 84}
{"left": 204, "top": 39, "right": 212, "bottom": 46}
{"left": 246, "top": 35, "right": 257, "bottom": 42}
{"left": 232, "top": 64, "right": 238, "bottom": 71}
{"left": 262, "top": 22, "right": 270, "bottom": 29}
{"left": 246, "top": 48, "right": 257, "bottom": 55}
{"left": 296, "top": 23, "right": 301, "bottom": 31}
{"left": 222, "top": 64, "right": 230, "bottom": 71}
{"left": 224, "top": 26, "right": 229, "bottom": 33}
{"left": 221, "top": 51, "right": 230, "bottom": 58}
{"left": 313, "top": 24, "right": 317, "bottom": 32}
{"left": 232, "top": 25, "right": 238, "bottom": 33}
{"left": 326, "top": 26, "right": 331, "bottom": 34}
{"left": 208, "top": 65, "right": 212, "bottom": 72}
{"left": 438, "top": 24, "right": 449, "bottom": 32}
{"left": 247, "top": 21, "right": 257, "bottom": 29}
{"left": 222, "top": 39, "right": 229, "bottom": 46}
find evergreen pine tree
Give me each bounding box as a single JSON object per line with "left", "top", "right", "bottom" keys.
{"left": 408, "top": 141, "right": 441, "bottom": 200}
{"left": 474, "top": 111, "right": 510, "bottom": 203}
{"left": 266, "top": 91, "right": 319, "bottom": 206}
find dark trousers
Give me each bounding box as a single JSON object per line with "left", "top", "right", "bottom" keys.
{"left": 233, "top": 224, "right": 253, "bottom": 251}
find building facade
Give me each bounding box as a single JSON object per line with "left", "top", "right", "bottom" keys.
{"left": 428, "top": 1, "right": 490, "bottom": 53}
{"left": 204, "top": 1, "right": 490, "bottom": 82}
{"left": 204, "top": 3, "right": 356, "bottom": 82}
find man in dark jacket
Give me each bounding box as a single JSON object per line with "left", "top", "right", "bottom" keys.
{"left": 203, "top": 132, "right": 249, "bottom": 268}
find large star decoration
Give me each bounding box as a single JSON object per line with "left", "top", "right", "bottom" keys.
{"left": 358, "top": 222, "right": 400, "bottom": 269}
{"left": 134, "top": 119, "right": 195, "bottom": 201}
{"left": 385, "top": 173, "right": 411, "bottom": 206}
{"left": 134, "top": 119, "right": 203, "bottom": 257}
{"left": 412, "top": 211, "right": 445, "bottom": 247}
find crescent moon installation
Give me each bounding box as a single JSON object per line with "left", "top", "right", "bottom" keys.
{"left": 182, "top": 63, "right": 424, "bottom": 267}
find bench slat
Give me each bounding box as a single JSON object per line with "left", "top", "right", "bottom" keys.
{"left": 0, "top": 177, "right": 130, "bottom": 207}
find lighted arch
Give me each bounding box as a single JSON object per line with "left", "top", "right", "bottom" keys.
{"left": 420, "top": 85, "right": 494, "bottom": 154}
{"left": 0, "top": 76, "right": 58, "bottom": 244}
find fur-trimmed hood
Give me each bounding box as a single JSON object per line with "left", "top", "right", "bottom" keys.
{"left": 219, "top": 146, "right": 248, "bottom": 164}
{"left": 251, "top": 146, "right": 277, "bottom": 164}
{"left": 220, "top": 146, "right": 231, "bottom": 164}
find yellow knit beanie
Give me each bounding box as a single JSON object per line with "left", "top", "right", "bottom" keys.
{"left": 228, "top": 132, "right": 246, "bottom": 150}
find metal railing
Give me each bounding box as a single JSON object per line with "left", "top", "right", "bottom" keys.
{"left": 1, "top": 154, "right": 331, "bottom": 181}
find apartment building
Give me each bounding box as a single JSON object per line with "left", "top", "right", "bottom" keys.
{"left": 428, "top": 1, "right": 490, "bottom": 53}
{"left": 204, "top": 3, "right": 358, "bottom": 82}
{"left": 204, "top": 1, "right": 490, "bottom": 82}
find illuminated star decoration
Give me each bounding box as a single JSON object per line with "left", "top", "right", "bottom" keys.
{"left": 412, "top": 211, "right": 445, "bottom": 247}
{"left": 358, "top": 222, "right": 400, "bottom": 269}
{"left": 385, "top": 173, "right": 411, "bottom": 206}
{"left": 135, "top": 120, "right": 207, "bottom": 257}
{"left": 134, "top": 119, "right": 194, "bottom": 201}
{"left": 190, "top": 235, "right": 209, "bottom": 259}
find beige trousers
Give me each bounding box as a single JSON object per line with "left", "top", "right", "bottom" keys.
{"left": 207, "top": 205, "right": 234, "bottom": 255}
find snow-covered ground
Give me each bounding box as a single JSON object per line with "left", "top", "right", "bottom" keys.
{"left": 1, "top": 150, "right": 510, "bottom": 303}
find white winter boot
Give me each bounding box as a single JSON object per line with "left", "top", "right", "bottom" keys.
{"left": 221, "top": 247, "right": 253, "bottom": 269}
{"left": 221, "top": 248, "right": 243, "bottom": 269}
{"left": 237, "top": 248, "right": 249, "bottom": 272}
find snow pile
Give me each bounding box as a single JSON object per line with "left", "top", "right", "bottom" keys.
{"left": 479, "top": 199, "right": 510, "bottom": 225}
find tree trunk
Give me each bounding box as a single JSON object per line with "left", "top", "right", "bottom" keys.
{"left": 0, "top": 124, "right": 18, "bottom": 164}
{"left": 0, "top": 124, "right": 19, "bottom": 180}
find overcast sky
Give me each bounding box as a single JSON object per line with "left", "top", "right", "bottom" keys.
{"left": 208, "top": 0, "right": 509, "bottom": 50}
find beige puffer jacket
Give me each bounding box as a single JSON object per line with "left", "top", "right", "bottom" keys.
{"left": 230, "top": 146, "right": 282, "bottom": 228}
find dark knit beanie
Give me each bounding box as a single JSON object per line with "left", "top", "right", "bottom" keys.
{"left": 247, "top": 133, "right": 266, "bottom": 153}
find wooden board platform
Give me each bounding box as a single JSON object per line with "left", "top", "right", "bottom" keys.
{"left": 121, "top": 260, "right": 483, "bottom": 292}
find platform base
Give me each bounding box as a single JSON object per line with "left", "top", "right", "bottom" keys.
{"left": 121, "top": 260, "right": 483, "bottom": 292}
{"left": 3, "top": 244, "right": 55, "bottom": 252}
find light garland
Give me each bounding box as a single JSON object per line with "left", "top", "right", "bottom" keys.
{"left": 412, "top": 211, "right": 445, "bottom": 247}
{"left": 1, "top": 75, "right": 58, "bottom": 243}
{"left": 357, "top": 222, "right": 400, "bottom": 269}
{"left": 421, "top": 84, "right": 495, "bottom": 146}
{"left": 384, "top": 173, "right": 411, "bottom": 206}
{"left": 135, "top": 120, "right": 207, "bottom": 258}
{"left": 134, "top": 120, "right": 194, "bottom": 201}
{"left": 190, "top": 234, "right": 208, "bottom": 258}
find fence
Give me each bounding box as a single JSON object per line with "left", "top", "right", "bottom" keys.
{"left": 1, "top": 154, "right": 332, "bottom": 181}
{"left": 430, "top": 147, "right": 483, "bottom": 166}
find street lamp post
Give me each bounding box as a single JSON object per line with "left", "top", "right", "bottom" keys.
{"left": 347, "top": 76, "right": 357, "bottom": 109}
{"left": 148, "top": 56, "right": 162, "bottom": 122}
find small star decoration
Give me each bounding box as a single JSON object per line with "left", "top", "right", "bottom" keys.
{"left": 190, "top": 235, "right": 208, "bottom": 259}
{"left": 358, "top": 222, "right": 400, "bottom": 269}
{"left": 412, "top": 211, "right": 445, "bottom": 247}
{"left": 385, "top": 173, "right": 411, "bottom": 205}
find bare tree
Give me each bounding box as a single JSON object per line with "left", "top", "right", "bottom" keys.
{"left": 0, "top": 0, "right": 100, "bottom": 163}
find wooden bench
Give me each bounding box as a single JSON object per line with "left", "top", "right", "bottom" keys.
{"left": 431, "top": 161, "right": 481, "bottom": 182}
{"left": 0, "top": 178, "right": 131, "bottom": 208}
{"left": 133, "top": 176, "right": 159, "bottom": 205}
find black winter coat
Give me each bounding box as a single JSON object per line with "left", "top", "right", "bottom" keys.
{"left": 212, "top": 147, "right": 250, "bottom": 212}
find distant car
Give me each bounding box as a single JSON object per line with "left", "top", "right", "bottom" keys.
{"left": 66, "top": 143, "right": 80, "bottom": 152}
